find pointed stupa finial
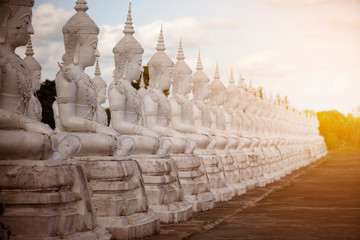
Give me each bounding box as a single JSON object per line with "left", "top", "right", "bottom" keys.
{"left": 94, "top": 57, "right": 101, "bottom": 76}
{"left": 229, "top": 67, "right": 234, "bottom": 85}
{"left": 25, "top": 37, "right": 34, "bottom": 57}
{"left": 140, "top": 71, "right": 145, "bottom": 88}
{"left": 196, "top": 49, "right": 203, "bottom": 71}
{"left": 177, "top": 37, "right": 185, "bottom": 61}
{"left": 123, "top": 2, "right": 135, "bottom": 35}
{"left": 249, "top": 78, "right": 253, "bottom": 89}
{"left": 214, "top": 61, "right": 220, "bottom": 80}
{"left": 75, "top": 0, "right": 88, "bottom": 12}
{"left": 156, "top": 24, "right": 166, "bottom": 51}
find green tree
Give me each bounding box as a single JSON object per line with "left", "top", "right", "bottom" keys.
{"left": 36, "top": 79, "right": 56, "bottom": 129}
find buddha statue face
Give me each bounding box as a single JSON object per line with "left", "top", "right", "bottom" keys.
{"left": 31, "top": 70, "right": 41, "bottom": 92}
{"left": 126, "top": 54, "right": 142, "bottom": 82}
{"left": 158, "top": 66, "right": 173, "bottom": 91}
{"left": 97, "top": 87, "right": 106, "bottom": 105}
{"left": 211, "top": 90, "right": 225, "bottom": 106}
{"left": 75, "top": 34, "right": 99, "bottom": 69}
{"left": 1, "top": 5, "right": 34, "bottom": 48}
{"left": 194, "top": 82, "right": 209, "bottom": 100}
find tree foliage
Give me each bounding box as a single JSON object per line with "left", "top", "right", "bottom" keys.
{"left": 317, "top": 110, "right": 360, "bottom": 150}
{"left": 36, "top": 79, "right": 56, "bottom": 129}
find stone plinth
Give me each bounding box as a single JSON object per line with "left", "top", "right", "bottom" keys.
{"left": 0, "top": 159, "right": 111, "bottom": 240}
{"left": 77, "top": 156, "right": 160, "bottom": 240}
{"left": 132, "top": 155, "right": 193, "bottom": 223}
{"left": 171, "top": 154, "right": 215, "bottom": 212}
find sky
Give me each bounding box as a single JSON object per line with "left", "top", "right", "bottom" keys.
{"left": 16, "top": 0, "right": 360, "bottom": 115}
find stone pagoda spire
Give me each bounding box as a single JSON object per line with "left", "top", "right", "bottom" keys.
{"left": 74, "top": 0, "right": 88, "bottom": 12}
{"left": 196, "top": 50, "right": 203, "bottom": 71}
{"left": 123, "top": 2, "right": 135, "bottom": 35}
{"left": 177, "top": 38, "right": 185, "bottom": 61}
{"left": 229, "top": 68, "right": 235, "bottom": 86}
{"left": 156, "top": 24, "right": 166, "bottom": 51}
{"left": 138, "top": 71, "right": 147, "bottom": 97}
{"left": 25, "top": 37, "right": 34, "bottom": 57}
{"left": 94, "top": 57, "right": 101, "bottom": 76}
{"left": 213, "top": 61, "right": 220, "bottom": 81}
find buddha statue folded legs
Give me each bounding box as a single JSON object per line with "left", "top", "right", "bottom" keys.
{"left": 0, "top": 1, "right": 110, "bottom": 239}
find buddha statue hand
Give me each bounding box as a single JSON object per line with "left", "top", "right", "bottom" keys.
{"left": 95, "top": 125, "right": 119, "bottom": 138}
{"left": 24, "top": 120, "right": 53, "bottom": 136}
{"left": 156, "top": 138, "right": 171, "bottom": 157}
{"left": 185, "top": 139, "right": 196, "bottom": 154}
{"left": 141, "top": 128, "right": 160, "bottom": 139}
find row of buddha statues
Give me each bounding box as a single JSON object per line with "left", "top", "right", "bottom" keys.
{"left": 0, "top": 0, "right": 327, "bottom": 239}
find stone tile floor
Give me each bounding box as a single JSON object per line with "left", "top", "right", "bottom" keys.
{"left": 145, "top": 149, "right": 360, "bottom": 240}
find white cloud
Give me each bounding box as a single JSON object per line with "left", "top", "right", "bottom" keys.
{"left": 205, "top": 16, "right": 240, "bottom": 29}
{"left": 320, "top": 15, "right": 360, "bottom": 30}
{"left": 258, "top": 0, "right": 335, "bottom": 6}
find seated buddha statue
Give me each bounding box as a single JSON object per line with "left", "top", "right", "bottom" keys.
{"left": 169, "top": 39, "right": 216, "bottom": 212}
{"left": 54, "top": 0, "right": 133, "bottom": 157}
{"left": 143, "top": 27, "right": 195, "bottom": 155}
{"left": 109, "top": 11, "right": 170, "bottom": 156}
{"left": 0, "top": 1, "right": 110, "bottom": 239}
{"left": 0, "top": 0, "right": 79, "bottom": 161}
{"left": 23, "top": 37, "right": 42, "bottom": 122}
{"left": 92, "top": 57, "right": 108, "bottom": 126}
{"left": 191, "top": 51, "right": 233, "bottom": 202}
{"left": 208, "top": 65, "right": 246, "bottom": 196}
{"left": 109, "top": 8, "right": 190, "bottom": 224}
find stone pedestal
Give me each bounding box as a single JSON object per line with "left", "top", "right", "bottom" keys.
{"left": 217, "top": 152, "right": 247, "bottom": 196}
{"left": 171, "top": 154, "right": 215, "bottom": 212}
{"left": 0, "top": 159, "right": 111, "bottom": 240}
{"left": 196, "top": 153, "right": 233, "bottom": 202}
{"left": 132, "top": 155, "right": 192, "bottom": 223}
{"left": 77, "top": 157, "right": 160, "bottom": 240}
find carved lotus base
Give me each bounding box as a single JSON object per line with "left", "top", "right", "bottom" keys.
{"left": 132, "top": 155, "right": 192, "bottom": 223}
{"left": 77, "top": 157, "right": 160, "bottom": 240}
{"left": 0, "top": 159, "right": 111, "bottom": 240}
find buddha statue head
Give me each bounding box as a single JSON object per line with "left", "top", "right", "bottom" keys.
{"left": 113, "top": 3, "right": 144, "bottom": 82}
{"left": 173, "top": 38, "right": 192, "bottom": 96}
{"left": 61, "top": 0, "right": 99, "bottom": 68}
{"left": 0, "top": 0, "right": 34, "bottom": 49}
{"left": 93, "top": 58, "right": 107, "bottom": 104}
{"left": 225, "top": 68, "right": 240, "bottom": 109}
{"left": 192, "top": 50, "right": 210, "bottom": 100}
{"left": 147, "top": 25, "right": 174, "bottom": 91}
{"left": 23, "top": 37, "right": 41, "bottom": 92}
{"left": 209, "top": 62, "right": 225, "bottom": 106}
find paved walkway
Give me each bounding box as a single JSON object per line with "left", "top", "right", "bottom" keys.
{"left": 145, "top": 149, "right": 360, "bottom": 240}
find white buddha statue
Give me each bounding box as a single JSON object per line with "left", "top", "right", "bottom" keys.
{"left": 191, "top": 51, "right": 233, "bottom": 202}
{"left": 169, "top": 39, "right": 216, "bottom": 212}
{"left": 208, "top": 65, "right": 246, "bottom": 196}
{"left": 142, "top": 26, "right": 193, "bottom": 222}
{"left": 55, "top": 0, "right": 133, "bottom": 157}
{"left": 92, "top": 57, "right": 108, "bottom": 126}
{"left": 224, "top": 70, "right": 253, "bottom": 191}
{"left": 0, "top": 1, "right": 110, "bottom": 239}
{"left": 23, "top": 37, "right": 42, "bottom": 122}
{"left": 109, "top": 8, "right": 190, "bottom": 224}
